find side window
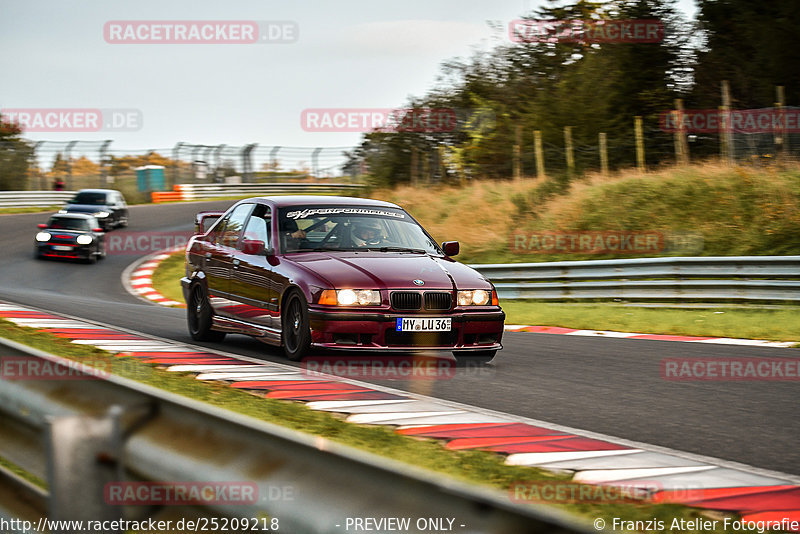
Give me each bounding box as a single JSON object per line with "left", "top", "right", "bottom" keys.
{"left": 241, "top": 205, "right": 271, "bottom": 248}
{"left": 215, "top": 204, "right": 253, "bottom": 248}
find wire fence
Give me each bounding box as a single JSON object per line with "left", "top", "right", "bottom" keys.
{"left": 13, "top": 105, "right": 800, "bottom": 201}
{"left": 21, "top": 141, "right": 361, "bottom": 203}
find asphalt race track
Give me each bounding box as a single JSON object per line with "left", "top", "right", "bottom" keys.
{"left": 1, "top": 202, "right": 797, "bottom": 476}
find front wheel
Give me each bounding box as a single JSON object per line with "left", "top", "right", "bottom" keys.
{"left": 453, "top": 350, "right": 496, "bottom": 366}
{"left": 282, "top": 291, "right": 311, "bottom": 361}
{"left": 188, "top": 286, "right": 226, "bottom": 342}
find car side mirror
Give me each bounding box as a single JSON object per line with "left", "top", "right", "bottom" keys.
{"left": 37, "top": 223, "right": 47, "bottom": 229}
{"left": 442, "top": 241, "right": 459, "bottom": 257}
{"left": 196, "top": 215, "right": 221, "bottom": 234}
{"left": 241, "top": 239, "right": 266, "bottom": 255}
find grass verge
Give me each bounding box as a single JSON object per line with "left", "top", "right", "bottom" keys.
{"left": 0, "top": 206, "right": 60, "bottom": 215}
{"left": 0, "top": 318, "right": 745, "bottom": 530}
{"left": 370, "top": 162, "right": 800, "bottom": 264}
{"left": 149, "top": 251, "right": 186, "bottom": 304}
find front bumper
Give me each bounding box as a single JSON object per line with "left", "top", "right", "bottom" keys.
{"left": 307, "top": 307, "right": 504, "bottom": 352}
{"left": 35, "top": 243, "right": 94, "bottom": 260}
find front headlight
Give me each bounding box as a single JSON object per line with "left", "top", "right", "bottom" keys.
{"left": 76, "top": 235, "right": 93, "bottom": 245}
{"left": 318, "top": 289, "right": 381, "bottom": 306}
{"left": 36, "top": 232, "right": 51, "bottom": 242}
{"left": 457, "top": 289, "right": 491, "bottom": 306}
{"left": 57, "top": 209, "right": 68, "bottom": 214}
{"left": 94, "top": 211, "right": 109, "bottom": 218}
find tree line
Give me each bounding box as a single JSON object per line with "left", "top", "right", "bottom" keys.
{"left": 346, "top": 0, "right": 800, "bottom": 185}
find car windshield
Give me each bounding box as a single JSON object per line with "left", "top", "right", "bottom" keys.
{"left": 48, "top": 217, "right": 90, "bottom": 231}
{"left": 278, "top": 206, "right": 440, "bottom": 255}
{"left": 69, "top": 192, "right": 107, "bottom": 205}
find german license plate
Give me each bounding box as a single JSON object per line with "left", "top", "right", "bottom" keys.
{"left": 52, "top": 246, "right": 72, "bottom": 251}
{"left": 396, "top": 318, "right": 451, "bottom": 332}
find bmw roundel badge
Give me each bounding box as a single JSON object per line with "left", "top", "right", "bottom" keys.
{"left": 413, "top": 279, "right": 425, "bottom": 286}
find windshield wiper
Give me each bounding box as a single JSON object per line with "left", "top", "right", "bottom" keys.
{"left": 294, "top": 247, "right": 362, "bottom": 252}
{"left": 364, "top": 246, "right": 427, "bottom": 254}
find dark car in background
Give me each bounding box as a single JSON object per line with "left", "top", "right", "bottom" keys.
{"left": 59, "top": 189, "right": 129, "bottom": 231}
{"left": 34, "top": 213, "right": 106, "bottom": 263}
{"left": 181, "top": 196, "right": 504, "bottom": 362}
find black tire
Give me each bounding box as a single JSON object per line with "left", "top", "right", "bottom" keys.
{"left": 118, "top": 216, "right": 128, "bottom": 228}
{"left": 282, "top": 290, "right": 311, "bottom": 361}
{"left": 188, "top": 285, "right": 226, "bottom": 342}
{"left": 86, "top": 248, "right": 98, "bottom": 264}
{"left": 453, "top": 350, "right": 496, "bottom": 366}
{"left": 34, "top": 249, "right": 43, "bottom": 260}
{"left": 98, "top": 245, "right": 106, "bottom": 260}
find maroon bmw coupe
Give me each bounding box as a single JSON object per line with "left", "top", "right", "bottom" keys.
{"left": 181, "top": 196, "right": 504, "bottom": 362}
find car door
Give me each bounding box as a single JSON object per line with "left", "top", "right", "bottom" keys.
{"left": 205, "top": 203, "right": 253, "bottom": 318}
{"left": 228, "top": 204, "right": 279, "bottom": 329}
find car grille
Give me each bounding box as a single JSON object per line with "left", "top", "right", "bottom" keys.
{"left": 385, "top": 330, "right": 459, "bottom": 347}
{"left": 391, "top": 292, "right": 422, "bottom": 310}
{"left": 424, "top": 292, "right": 452, "bottom": 311}
{"left": 390, "top": 291, "right": 452, "bottom": 311}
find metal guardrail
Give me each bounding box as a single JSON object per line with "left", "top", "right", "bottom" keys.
{"left": 172, "top": 182, "right": 364, "bottom": 201}
{"left": 0, "top": 337, "right": 586, "bottom": 534}
{"left": 0, "top": 191, "right": 75, "bottom": 209}
{"left": 470, "top": 256, "right": 800, "bottom": 302}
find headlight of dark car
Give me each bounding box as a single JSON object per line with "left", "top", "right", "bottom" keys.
{"left": 318, "top": 289, "right": 381, "bottom": 306}
{"left": 457, "top": 290, "right": 494, "bottom": 306}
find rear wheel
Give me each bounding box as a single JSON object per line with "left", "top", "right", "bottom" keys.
{"left": 188, "top": 285, "right": 226, "bottom": 342}
{"left": 453, "top": 350, "right": 496, "bottom": 366}
{"left": 282, "top": 291, "right": 311, "bottom": 361}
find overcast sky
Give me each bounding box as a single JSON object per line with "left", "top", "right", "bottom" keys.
{"left": 1, "top": 0, "right": 697, "bottom": 163}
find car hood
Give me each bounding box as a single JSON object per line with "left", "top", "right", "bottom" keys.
{"left": 42, "top": 229, "right": 89, "bottom": 237}
{"left": 287, "top": 252, "right": 492, "bottom": 290}
{"left": 64, "top": 204, "right": 108, "bottom": 213}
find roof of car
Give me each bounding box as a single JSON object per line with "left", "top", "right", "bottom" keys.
{"left": 50, "top": 213, "right": 95, "bottom": 219}
{"left": 75, "top": 189, "right": 118, "bottom": 194}
{"left": 250, "top": 195, "right": 401, "bottom": 209}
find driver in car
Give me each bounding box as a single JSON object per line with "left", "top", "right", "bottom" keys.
{"left": 351, "top": 221, "right": 382, "bottom": 247}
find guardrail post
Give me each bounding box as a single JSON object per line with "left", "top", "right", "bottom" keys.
{"left": 213, "top": 144, "right": 226, "bottom": 182}
{"left": 99, "top": 140, "right": 112, "bottom": 188}
{"left": 242, "top": 144, "right": 257, "bottom": 182}
{"left": 269, "top": 146, "right": 281, "bottom": 176}
{"left": 46, "top": 407, "right": 126, "bottom": 533}
{"left": 64, "top": 141, "right": 78, "bottom": 190}
{"left": 311, "top": 147, "right": 322, "bottom": 179}
{"left": 172, "top": 142, "right": 184, "bottom": 186}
